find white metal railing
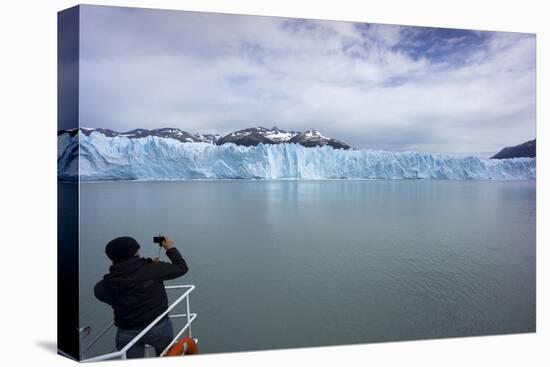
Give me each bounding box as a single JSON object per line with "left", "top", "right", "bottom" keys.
{"left": 80, "top": 284, "right": 197, "bottom": 362}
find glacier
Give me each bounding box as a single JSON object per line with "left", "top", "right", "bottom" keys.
{"left": 58, "top": 132, "right": 536, "bottom": 181}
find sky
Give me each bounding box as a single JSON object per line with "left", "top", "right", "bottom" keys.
{"left": 79, "top": 5, "right": 536, "bottom": 157}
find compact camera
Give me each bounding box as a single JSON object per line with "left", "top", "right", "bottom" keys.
{"left": 153, "top": 235, "right": 166, "bottom": 245}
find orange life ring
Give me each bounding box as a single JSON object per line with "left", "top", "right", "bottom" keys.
{"left": 165, "top": 337, "right": 199, "bottom": 356}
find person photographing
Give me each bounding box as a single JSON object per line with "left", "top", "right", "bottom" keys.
{"left": 94, "top": 235, "right": 189, "bottom": 358}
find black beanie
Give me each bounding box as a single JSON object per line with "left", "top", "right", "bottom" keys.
{"left": 105, "top": 236, "right": 141, "bottom": 263}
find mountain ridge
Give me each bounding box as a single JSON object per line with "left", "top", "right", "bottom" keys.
{"left": 216, "top": 126, "right": 350, "bottom": 149}
{"left": 491, "top": 139, "right": 536, "bottom": 159}
{"left": 58, "top": 126, "right": 350, "bottom": 149}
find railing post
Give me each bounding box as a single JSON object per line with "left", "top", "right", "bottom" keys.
{"left": 186, "top": 295, "right": 192, "bottom": 338}
{"left": 78, "top": 326, "right": 92, "bottom": 361}
{"left": 78, "top": 330, "right": 85, "bottom": 361}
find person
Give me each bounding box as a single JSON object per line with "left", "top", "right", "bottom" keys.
{"left": 94, "top": 236, "right": 189, "bottom": 358}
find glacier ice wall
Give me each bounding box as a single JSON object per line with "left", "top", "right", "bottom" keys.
{"left": 58, "top": 132, "right": 536, "bottom": 181}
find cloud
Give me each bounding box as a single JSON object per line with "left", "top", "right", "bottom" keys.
{"left": 79, "top": 5, "right": 535, "bottom": 157}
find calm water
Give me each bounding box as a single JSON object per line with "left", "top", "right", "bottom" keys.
{"left": 78, "top": 180, "right": 536, "bottom": 357}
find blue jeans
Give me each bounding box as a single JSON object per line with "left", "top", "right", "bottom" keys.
{"left": 115, "top": 316, "right": 174, "bottom": 359}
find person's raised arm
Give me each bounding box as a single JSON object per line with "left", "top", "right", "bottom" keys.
{"left": 142, "top": 237, "right": 189, "bottom": 281}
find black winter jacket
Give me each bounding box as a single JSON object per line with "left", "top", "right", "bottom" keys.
{"left": 94, "top": 247, "right": 189, "bottom": 329}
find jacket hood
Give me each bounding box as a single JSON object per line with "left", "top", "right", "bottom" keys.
{"left": 101, "top": 256, "right": 145, "bottom": 293}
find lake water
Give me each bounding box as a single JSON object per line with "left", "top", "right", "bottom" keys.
{"left": 78, "top": 180, "right": 536, "bottom": 357}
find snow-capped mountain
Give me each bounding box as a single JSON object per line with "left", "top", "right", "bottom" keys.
{"left": 57, "top": 131, "right": 536, "bottom": 181}
{"left": 288, "top": 129, "right": 349, "bottom": 149}
{"left": 58, "top": 127, "right": 222, "bottom": 144}
{"left": 58, "top": 126, "right": 349, "bottom": 148}
{"left": 216, "top": 126, "right": 350, "bottom": 149}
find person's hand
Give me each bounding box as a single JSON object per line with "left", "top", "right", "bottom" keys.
{"left": 161, "top": 237, "right": 175, "bottom": 250}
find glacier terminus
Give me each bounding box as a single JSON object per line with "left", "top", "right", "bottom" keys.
{"left": 58, "top": 131, "right": 536, "bottom": 181}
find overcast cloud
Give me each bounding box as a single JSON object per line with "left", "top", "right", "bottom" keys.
{"left": 79, "top": 5, "right": 535, "bottom": 157}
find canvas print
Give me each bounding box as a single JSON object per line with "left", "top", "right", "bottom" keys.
{"left": 57, "top": 4, "right": 536, "bottom": 362}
